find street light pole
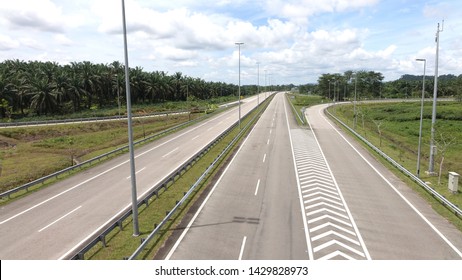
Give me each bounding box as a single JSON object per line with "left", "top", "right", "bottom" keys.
{"left": 264, "top": 70, "right": 267, "bottom": 99}
{"left": 416, "top": 58, "right": 426, "bottom": 177}
{"left": 429, "top": 21, "right": 443, "bottom": 175}
{"left": 235, "top": 42, "right": 244, "bottom": 129}
{"left": 116, "top": 74, "right": 121, "bottom": 118}
{"left": 257, "top": 62, "right": 260, "bottom": 105}
{"left": 328, "top": 80, "right": 331, "bottom": 101}
{"left": 121, "top": 0, "right": 139, "bottom": 236}
{"left": 354, "top": 72, "right": 357, "bottom": 130}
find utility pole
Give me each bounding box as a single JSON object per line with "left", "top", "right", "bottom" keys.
{"left": 428, "top": 21, "right": 444, "bottom": 175}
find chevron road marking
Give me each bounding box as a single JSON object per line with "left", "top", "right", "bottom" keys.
{"left": 290, "top": 128, "right": 370, "bottom": 260}
{"left": 318, "top": 250, "right": 357, "bottom": 260}
{"left": 311, "top": 230, "right": 360, "bottom": 245}
{"left": 313, "top": 240, "right": 365, "bottom": 258}
{"left": 310, "top": 222, "right": 356, "bottom": 236}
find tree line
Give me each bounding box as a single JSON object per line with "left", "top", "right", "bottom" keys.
{"left": 0, "top": 60, "right": 250, "bottom": 119}
{"left": 300, "top": 70, "right": 462, "bottom": 101}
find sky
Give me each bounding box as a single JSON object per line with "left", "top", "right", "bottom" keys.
{"left": 0, "top": 0, "right": 461, "bottom": 85}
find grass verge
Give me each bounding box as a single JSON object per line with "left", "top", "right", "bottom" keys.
{"left": 83, "top": 96, "right": 273, "bottom": 260}
{"left": 0, "top": 108, "right": 233, "bottom": 205}
{"left": 327, "top": 102, "right": 462, "bottom": 232}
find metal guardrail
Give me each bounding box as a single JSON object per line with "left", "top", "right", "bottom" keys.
{"left": 285, "top": 93, "right": 305, "bottom": 125}
{"left": 128, "top": 96, "right": 272, "bottom": 260}
{"left": 0, "top": 111, "right": 216, "bottom": 200}
{"left": 325, "top": 109, "right": 462, "bottom": 217}
{"left": 0, "top": 110, "right": 192, "bottom": 128}
{"left": 66, "top": 97, "right": 272, "bottom": 260}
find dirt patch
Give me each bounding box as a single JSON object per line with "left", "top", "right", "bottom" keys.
{"left": 0, "top": 135, "right": 18, "bottom": 148}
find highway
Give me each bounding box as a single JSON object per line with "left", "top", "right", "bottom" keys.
{"left": 164, "top": 96, "right": 462, "bottom": 260}
{"left": 2, "top": 91, "right": 461, "bottom": 260}
{"left": 166, "top": 92, "right": 308, "bottom": 259}
{"left": 0, "top": 93, "right": 271, "bottom": 259}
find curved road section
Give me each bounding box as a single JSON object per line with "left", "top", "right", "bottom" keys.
{"left": 304, "top": 103, "right": 462, "bottom": 259}
{"left": 165, "top": 96, "right": 462, "bottom": 260}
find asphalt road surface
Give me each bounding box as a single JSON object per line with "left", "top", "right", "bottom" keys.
{"left": 165, "top": 97, "right": 462, "bottom": 260}
{"left": 304, "top": 104, "right": 462, "bottom": 259}
{"left": 0, "top": 93, "right": 271, "bottom": 259}
{"left": 166, "top": 92, "right": 308, "bottom": 260}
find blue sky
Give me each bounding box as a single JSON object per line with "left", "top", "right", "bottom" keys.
{"left": 0, "top": 0, "right": 461, "bottom": 85}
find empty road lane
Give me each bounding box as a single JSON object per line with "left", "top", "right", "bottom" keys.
{"left": 304, "top": 103, "right": 462, "bottom": 259}
{"left": 0, "top": 93, "right": 271, "bottom": 259}
{"left": 166, "top": 92, "right": 308, "bottom": 260}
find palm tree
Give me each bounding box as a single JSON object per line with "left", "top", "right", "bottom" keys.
{"left": 27, "top": 73, "right": 58, "bottom": 115}
{"left": 173, "top": 72, "right": 185, "bottom": 101}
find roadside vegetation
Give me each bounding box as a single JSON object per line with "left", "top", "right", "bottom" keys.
{"left": 0, "top": 111, "right": 210, "bottom": 194}
{"left": 0, "top": 60, "right": 290, "bottom": 121}
{"left": 286, "top": 93, "right": 326, "bottom": 125}
{"left": 329, "top": 101, "right": 462, "bottom": 229}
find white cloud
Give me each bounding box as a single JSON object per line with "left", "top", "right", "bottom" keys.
{"left": 156, "top": 46, "right": 198, "bottom": 61}
{"left": 0, "top": 0, "right": 461, "bottom": 84}
{"left": 264, "top": 0, "right": 379, "bottom": 22}
{"left": 54, "top": 35, "right": 73, "bottom": 46}
{"left": 0, "top": 35, "right": 19, "bottom": 51}
{"left": 0, "top": 0, "right": 70, "bottom": 32}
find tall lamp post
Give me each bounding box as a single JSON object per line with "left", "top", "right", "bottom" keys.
{"left": 416, "top": 58, "right": 426, "bottom": 177}
{"left": 353, "top": 72, "right": 358, "bottom": 130}
{"left": 429, "top": 21, "right": 443, "bottom": 174}
{"left": 235, "top": 42, "right": 244, "bottom": 129}
{"left": 264, "top": 70, "right": 267, "bottom": 99}
{"left": 121, "top": 0, "right": 139, "bottom": 236}
{"left": 328, "top": 80, "right": 331, "bottom": 101}
{"left": 114, "top": 73, "right": 121, "bottom": 118}
{"left": 257, "top": 62, "right": 260, "bottom": 105}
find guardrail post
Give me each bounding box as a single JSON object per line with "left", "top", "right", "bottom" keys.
{"left": 100, "top": 235, "right": 106, "bottom": 247}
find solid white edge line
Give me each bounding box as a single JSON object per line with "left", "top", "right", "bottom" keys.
{"left": 164, "top": 115, "right": 261, "bottom": 260}
{"left": 38, "top": 206, "right": 82, "bottom": 233}
{"left": 238, "top": 236, "right": 247, "bottom": 260}
{"left": 0, "top": 159, "right": 130, "bottom": 226}
{"left": 2, "top": 109, "right": 237, "bottom": 226}
{"left": 306, "top": 107, "right": 371, "bottom": 260}
{"left": 319, "top": 106, "right": 462, "bottom": 258}
{"left": 283, "top": 95, "right": 313, "bottom": 260}
{"left": 58, "top": 105, "right": 251, "bottom": 259}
